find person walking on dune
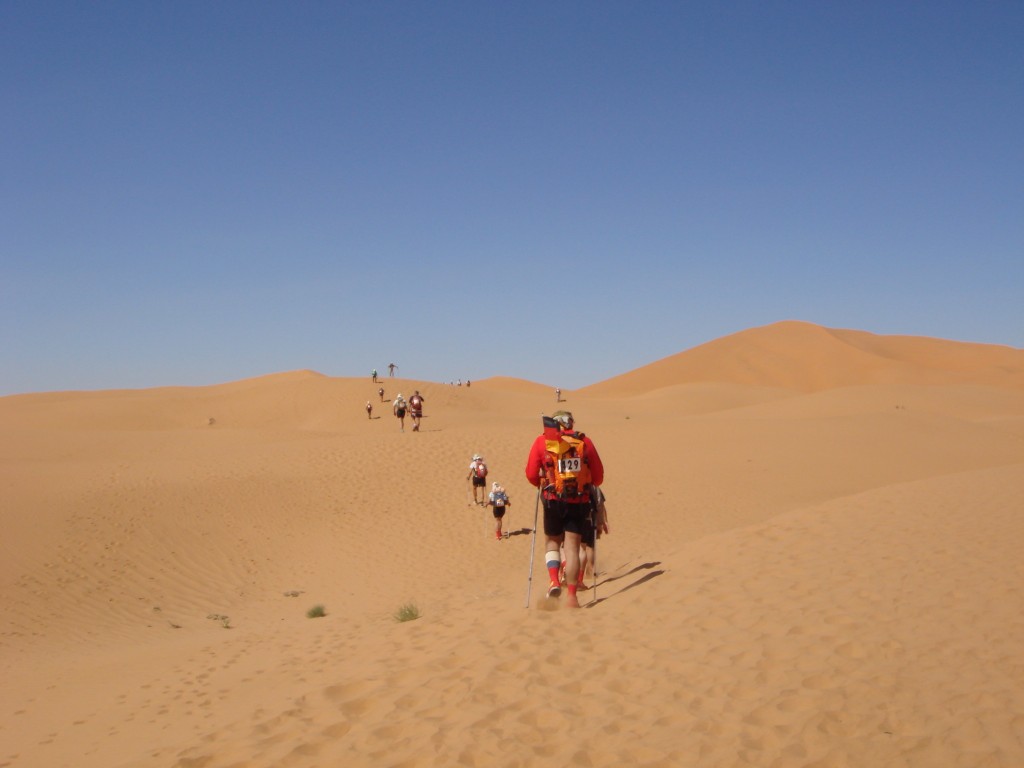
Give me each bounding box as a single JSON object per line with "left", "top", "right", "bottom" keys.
{"left": 467, "top": 454, "right": 488, "bottom": 506}
{"left": 409, "top": 390, "right": 424, "bottom": 432}
{"left": 487, "top": 482, "right": 511, "bottom": 541}
{"left": 378, "top": 386, "right": 385, "bottom": 402}
{"left": 393, "top": 393, "right": 408, "bottom": 432}
{"left": 372, "top": 369, "right": 378, "bottom": 383}
{"left": 564, "top": 485, "right": 609, "bottom": 591}
{"left": 525, "top": 410, "right": 605, "bottom": 608}
{"left": 366, "top": 400, "right": 373, "bottom": 419}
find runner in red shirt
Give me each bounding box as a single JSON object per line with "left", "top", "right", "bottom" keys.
{"left": 524, "top": 410, "right": 605, "bottom": 608}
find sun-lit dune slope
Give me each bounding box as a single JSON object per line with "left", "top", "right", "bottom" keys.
{"left": 2, "top": 323, "right": 1023, "bottom": 768}
{"left": 0, "top": 370, "right": 335, "bottom": 431}
{"left": 0, "top": 371, "right": 464, "bottom": 432}
{"left": 580, "top": 320, "right": 1024, "bottom": 397}
{"left": 471, "top": 376, "right": 552, "bottom": 394}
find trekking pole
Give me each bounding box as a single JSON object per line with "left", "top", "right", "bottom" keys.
{"left": 525, "top": 483, "right": 541, "bottom": 608}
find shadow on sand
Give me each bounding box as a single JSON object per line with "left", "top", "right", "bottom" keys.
{"left": 583, "top": 561, "right": 664, "bottom": 608}
{"left": 503, "top": 527, "right": 533, "bottom": 539}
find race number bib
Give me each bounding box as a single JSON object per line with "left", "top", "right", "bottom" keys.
{"left": 558, "top": 457, "right": 582, "bottom": 473}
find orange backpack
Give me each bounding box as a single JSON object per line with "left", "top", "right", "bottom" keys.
{"left": 543, "top": 432, "right": 591, "bottom": 498}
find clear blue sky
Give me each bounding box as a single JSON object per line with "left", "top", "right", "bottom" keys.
{"left": 2, "top": 2, "right": 1022, "bottom": 395}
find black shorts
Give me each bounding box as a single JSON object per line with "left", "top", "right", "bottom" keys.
{"left": 472, "top": 476, "right": 486, "bottom": 487}
{"left": 491, "top": 505, "right": 506, "bottom": 519}
{"left": 542, "top": 498, "right": 589, "bottom": 538}
{"left": 395, "top": 408, "right": 406, "bottom": 418}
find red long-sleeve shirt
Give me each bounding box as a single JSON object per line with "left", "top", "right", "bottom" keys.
{"left": 525, "top": 426, "right": 605, "bottom": 502}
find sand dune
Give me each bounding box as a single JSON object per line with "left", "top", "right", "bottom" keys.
{"left": 582, "top": 320, "right": 1024, "bottom": 396}
{"left": 1, "top": 322, "right": 1022, "bottom": 767}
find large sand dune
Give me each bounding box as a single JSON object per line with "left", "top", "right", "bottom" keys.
{"left": 1, "top": 322, "right": 1022, "bottom": 767}
{"left": 582, "top": 320, "right": 1024, "bottom": 396}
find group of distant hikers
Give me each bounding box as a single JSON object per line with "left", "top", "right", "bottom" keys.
{"left": 389, "top": 390, "right": 424, "bottom": 432}
{"left": 468, "top": 408, "right": 608, "bottom": 609}
{"left": 370, "top": 364, "right": 397, "bottom": 383}
{"left": 367, "top": 370, "right": 608, "bottom": 609}
{"left": 365, "top": 382, "right": 424, "bottom": 433}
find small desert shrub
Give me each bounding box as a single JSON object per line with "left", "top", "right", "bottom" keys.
{"left": 394, "top": 603, "right": 420, "bottom": 623}
{"left": 306, "top": 604, "right": 326, "bottom": 619}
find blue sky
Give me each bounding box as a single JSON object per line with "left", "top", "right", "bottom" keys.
{"left": 2, "top": 2, "right": 1022, "bottom": 395}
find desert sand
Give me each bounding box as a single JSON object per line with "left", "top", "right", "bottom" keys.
{"left": 2, "top": 320, "right": 1022, "bottom": 768}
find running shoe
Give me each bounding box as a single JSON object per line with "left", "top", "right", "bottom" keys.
{"left": 547, "top": 581, "right": 561, "bottom": 598}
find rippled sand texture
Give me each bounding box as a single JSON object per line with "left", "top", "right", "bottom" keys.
{"left": 2, "top": 321, "right": 1022, "bottom": 767}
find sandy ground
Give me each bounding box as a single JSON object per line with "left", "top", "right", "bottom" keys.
{"left": 2, "top": 321, "right": 1022, "bottom": 767}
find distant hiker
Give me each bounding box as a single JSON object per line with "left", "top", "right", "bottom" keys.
{"left": 372, "top": 369, "right": 378, "bottom": 383}
{"left": 409, "top": 390, "right": 425, "bottom": 432}
{"left": 488, "top": 482, "right": 511, "bottom": 541}
{"left": 555, "top": 387, "right": 561, "bottom": 402}
{"left": 467, "top": 454, "right": 488, "bottom": 506}
{"left": 525, "top": 410, "right": 605, "bottom": 608}
{"left": 393, "top": 393, "right": 408, "bottom": 432}
{"left": 378, "top": 386, "right": 385, "bottom": 402}
{"left": 366, "top": 400, "right": 373, "bottom": 419}
{"left": 388, "top": 363, "right": 397, "bottom": 377}
{"left": 466, "top": 380, "right": 471, "bottom": 387}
